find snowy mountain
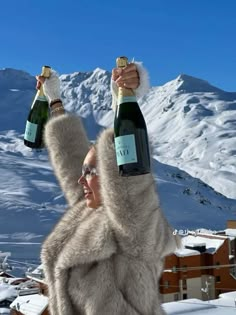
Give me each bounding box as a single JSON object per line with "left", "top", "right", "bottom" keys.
{"left": 0, "top": 67, "right": 236, "bottom": 275}
{"left": 143, "top": 74, "right": 236, "bottom": 200}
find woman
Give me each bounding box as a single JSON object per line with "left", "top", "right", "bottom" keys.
{"left": 39, "top": 62, "right": 179, "bottom": 315}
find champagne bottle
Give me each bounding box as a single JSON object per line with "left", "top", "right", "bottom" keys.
{"left": 114, "top": 56, "right": 150, "bottom": 176}
{"left": 24, "top": 66, "right": 51, "bottom": 149}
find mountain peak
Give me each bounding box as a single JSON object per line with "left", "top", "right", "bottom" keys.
{"left": 175, "top": 73, "right": 222, "bottom": 93}
{"left": 0, "top": 68, "right": 35, "bottom": 90}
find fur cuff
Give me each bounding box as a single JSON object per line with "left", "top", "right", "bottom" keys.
{"left": 111, "top": 61, "right": 150, "bottom": 111}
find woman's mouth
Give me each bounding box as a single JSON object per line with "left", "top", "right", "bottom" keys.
{"left": 84, "top": 191, "right": 92, "bottom": 198}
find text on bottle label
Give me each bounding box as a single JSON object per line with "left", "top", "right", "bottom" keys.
{"left": 115, "top": 134, "right": 137, "bottom": 165}
{"left": 24, "top": 121, "right": 37, "bottom": 143}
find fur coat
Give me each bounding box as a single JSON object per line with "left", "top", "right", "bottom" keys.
{"left": 41, "top": 66, "right": 179, "bottom": 315}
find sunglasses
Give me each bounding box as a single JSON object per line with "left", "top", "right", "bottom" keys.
{"left": 81, "top": 164, "right": 98, "bottom": 180}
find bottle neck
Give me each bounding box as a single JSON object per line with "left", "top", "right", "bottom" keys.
{"left": 118, "top": 87, "right": 136, "bottom": 105}
{"left": 31, "top": 85, "right": 48, "bottom": 109}
{"left": 35, "top": 85, "right": 47, "bottom": 102}
{"left": 37, "top": 85, "right": 45, "bottom": 97}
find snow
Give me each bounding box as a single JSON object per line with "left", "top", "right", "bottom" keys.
{"left": 0, "top": 67, "right": 236, "bottom": 280}
{"left": 163, "top": 292, "right": 236, "bottom": 314}
{"left": 174, "top": 234, "right": 226, "bottom": 257}
{"left": 181, "top": 235, "right": 225, "bottom": 254}
{"left": 10, "top": 294, "right": 48, "bottom": 315}
{"left": 0, "top": 283, "right": 17, "bottom": 302}
{"left": 28, "top": 265, "right": 43, "bottom": 276}
{"left": 0, "top": 308, "right": 10, "bottom": 315}
{"left": 142, "top": 75, "right": 236, "bottom": 200}
{"left": 26, "top": 265, "right": 45, "bottom": 284}
{"left": 175, "top": 247, "right": 200, "bottom": 257}
{"left": 163, "top": 299, "right": 216, "bottom": 314}
{"left": 218, "top": 291, "right": 236, "bottom": 301}
{"left": 163, "top": 298, "right": 236, "bottom": 314}
{"left": 225, "top": 229, "right": 236, "bottom": 237}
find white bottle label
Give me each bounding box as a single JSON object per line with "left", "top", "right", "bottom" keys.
{"left": 24, "top": 121, "right": 37, "bottom": 143}
{"left": 115, "top": 134, "right": 137, "bottom": 165}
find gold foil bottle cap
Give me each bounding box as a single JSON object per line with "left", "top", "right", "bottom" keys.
{"left": 116, "top": 56, "right": 128, "bottom": 68}
{"left": 41, "top": 65, "right": 51, "bottom": 78}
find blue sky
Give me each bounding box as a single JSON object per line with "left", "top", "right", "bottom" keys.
{"left": 1, "top": 0, "right": 235, "bottom": 91}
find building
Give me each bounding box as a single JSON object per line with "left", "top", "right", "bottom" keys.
{"left": 8, "top": 222, "right": 236, "bottom": 313}
{"left": 9, "top": 265, "right": 50, "bottom": 315}
{"left": 160, "top": 228, "right": 236, "bottom": 303}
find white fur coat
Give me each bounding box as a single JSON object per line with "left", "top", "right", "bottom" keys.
{"left": 41, "top": 65, "right": 179, "bottom": 315}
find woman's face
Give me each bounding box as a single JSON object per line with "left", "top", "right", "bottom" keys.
{"left": 78, "top": 147, "right": 101, "bottom": 209}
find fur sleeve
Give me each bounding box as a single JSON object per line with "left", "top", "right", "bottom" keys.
{"left": 44, "top": 114, "right": 90, "bottom": 207}
{"left": 96, "top": 128, "right": 178, "bottom": 259}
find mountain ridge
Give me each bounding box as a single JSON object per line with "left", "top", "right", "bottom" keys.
{"left": 1, "top": 67, "right": 235, "bottom": 199}
{"left": 0, "top": 67, "right": 236, "bottom": 274}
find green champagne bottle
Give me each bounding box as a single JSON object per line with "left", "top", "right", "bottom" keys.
{"left": 24, "top": 66, "right": 51, "bottom": 149}
{"left": 114, "top": 56, "right": 150, "bottom": 176}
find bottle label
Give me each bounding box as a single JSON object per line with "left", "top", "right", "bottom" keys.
{"left": 118, "top": 96, "right": 137, "bottom": 105}
{"left": 115, "top": 134, "right": 137, "bottom": 165}
{"left": 24, "top": 121, "right": 37, "bottom": 143}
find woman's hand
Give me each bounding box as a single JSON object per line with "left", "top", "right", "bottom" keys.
{"left": 36, "top": 75, "right": 45, "bottom": 87}
{"left": 36, "top": 70, "right": 64, "bottom": 115}
{"left": 112, "top": 63, "right": 140, "bottom": 89}
{"left": 35, "top": 70, "right": 61, "bottom": 104}
{"left": 35, "top": 75, "right": 45, "bottom": 90}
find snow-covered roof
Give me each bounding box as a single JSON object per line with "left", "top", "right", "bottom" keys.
{"left": 225, "top": 229, "right": 236, "bottom": 237}
{"left": 30, "top": 265, "right": 43, "bottom": 276}
{"left": 163, "top": 299, "right": 216, "bottom": 314}
{"left": 163, "top": 297, "right": 236, "bottom": 314}
{"left": 180, "top": 235, "right": 225, "bottom": 255}
{"left": 175, "top": 247, "right": 200, "bottom": 257}
{"left": 0, "top": 282, "right": 17, "bottom": 302}
{"left": 0, "top": 308, "right": 10, "bottom": 314}
{"left": 10, "top": 294, "right": 48, "bottom": 315}
{"left": 26, "top": 264, "right": 45, "bottom": 284}
{"left": 218, "top": 291, "right": 236, "bottom": 301}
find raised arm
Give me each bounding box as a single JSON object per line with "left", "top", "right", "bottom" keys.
{"left": 39, "top": 70, "right": 90, "bottom": 207}
{"left": 44, "top": 114, "right": 90, "bottom": 207}
{"left": 97, "top": 129, "right": 177, "bottom": 259}
{"left": 97, "top": 62, "right": 178, "bottom": 258}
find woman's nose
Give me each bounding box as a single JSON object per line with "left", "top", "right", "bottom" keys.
{"left": 78, "top": 175, "right": 85, "bottom": 185}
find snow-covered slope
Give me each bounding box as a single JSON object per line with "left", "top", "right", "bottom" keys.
{"left": 0, "top": 68, "right": 236, "bottom": 274}
{"left": 141, "top": 74, "right": 236, "bottom": 199}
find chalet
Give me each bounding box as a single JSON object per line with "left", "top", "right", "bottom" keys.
{"left": 9, "top": 265, "right": 50, "bottom": 315}
{"left": 160, "top": 227, "right": 236, "bottom": 303}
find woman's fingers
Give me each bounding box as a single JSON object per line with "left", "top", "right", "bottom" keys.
{"left": 112, "top": 63, "right": 139, "bottom": 89}
{"left": 116, "top": 70, "right": 138, "bottom": 82}
{"left": 116, "top": 78, "right": 139, "bottom": 89}
{"left": 35, "top": 75, "right": 45, "bottom": 90}
{"left": 112, "top": 68, "right": 123, "bottom": 82}
{"left": 123, "top": 63, "right": 137, "bottom": 73}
